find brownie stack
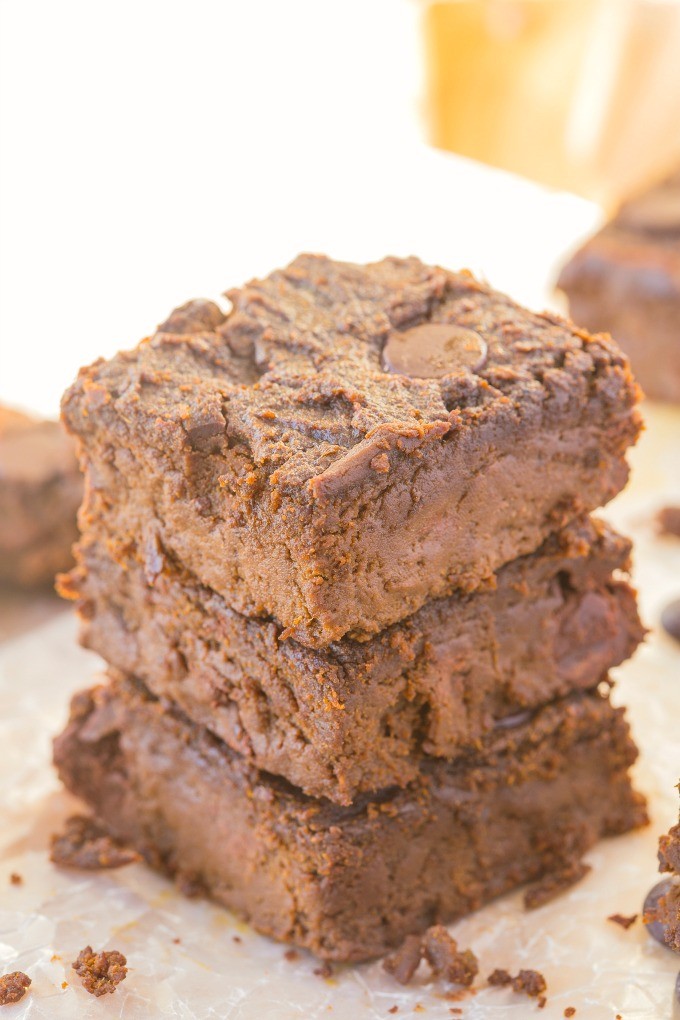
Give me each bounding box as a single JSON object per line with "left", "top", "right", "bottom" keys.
{"left": 55, "top": 255, "right": 648, "bottom": 962}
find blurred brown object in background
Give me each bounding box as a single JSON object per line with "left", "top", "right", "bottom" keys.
{"left": 422, "top": 0, "right": 680, "bottom": 207}
{"left": 0, "top": 406, "right": 82, "bottom": 588}
{"left": 557, "top": 166, "right": 680, "bottom": 403}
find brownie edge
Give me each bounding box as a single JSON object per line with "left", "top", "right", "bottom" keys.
{"left": 54, "top": 674, "right": 648, "bottom": 962}
{"left": 61, "top": 515, "right": 644, "bottom": 803}
{"left": 62, "top": 254, "right": 641, "bottom": 646}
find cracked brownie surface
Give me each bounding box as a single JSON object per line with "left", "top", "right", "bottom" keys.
{"left": 63, "top": 254, "right": 640, "bottom": 645}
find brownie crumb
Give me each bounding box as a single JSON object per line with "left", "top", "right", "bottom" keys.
{"left": 72, "top": 946, "right": 128, "bottom": 997}
{"left": 232, "top": 935, "right": 242, "bottom": 944}
{"left": 388, "top": 1008, "right": 399, "bottom": 1015}
{"left": 384, "top": 926, "right": 478, "bottom": 988}
{"left": 50, "top": 815, "right": 140, "bottom": 870}
{"left": 449, "top": 1010, "right": 463, "bottom": 1016}
{"left": 422, "top": 926, "right": 478, "bottom": 987}
{"left": 313, "top": 962, "right": 333, "bottom": 979}
{"left": 9, "top": 873, "right": 22, "bottom": 886}
{"left": 512, "top": 970, "right": 547, "bottom": 998}
{"left": 284, "top": 949, "right": 299, "bottom": 962}
{"left": 657, "top": 507, "right": 680, "bottom": 538}
{"left": 564, "top": 1008, "right": 577, "bottom": 1018}
{"left": 658, "top": 823, "right": 680, "bottom": 874}
{"left": 537, "top": 995, "right": 547, "bottom": 1009}
{"left": 524, "top": 861, "right": 591, "bottom": 909}
{"left": 383, "top": 934, "right": 423, "bottom": 986}
{"left": 488, "top": 968, "right": 512, "bottom": 987}
{"left": 172, "top": 937, "right": 181, "bottom": 945}
{"left": 608, "top": 913, "right": 638, "bottom": 930}
{"left": 0, "top": 971, "right": 31, "bottom": 1006}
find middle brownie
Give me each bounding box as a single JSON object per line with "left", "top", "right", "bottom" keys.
{"left": 62, "top": 514, "right": 643, "bottom": 803}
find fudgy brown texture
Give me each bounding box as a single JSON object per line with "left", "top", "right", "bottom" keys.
{"left": 0, "top": 406, "right": 82, "bottom": 587}
{"left": 60, "top": 516, "right": 644, "bottom": 803}
{"left": 53, "top": 674, "right": 648, "bottom": 962}
{"left": 62, "top": 255, "right": 641, "bottom": 646}
{"left": 657, "top": 791, "right": 680, "bottom": 952}
{"left": 558, "top": 167, "right": 680, "bottom": 403}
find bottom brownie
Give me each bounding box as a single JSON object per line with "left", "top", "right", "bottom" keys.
{"left": 53, "top": 674, "right": 648, "bottom": 962}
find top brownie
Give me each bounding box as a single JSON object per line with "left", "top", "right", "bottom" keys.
{"left": 62, "top": 255, "right": 640, "bottom": 647}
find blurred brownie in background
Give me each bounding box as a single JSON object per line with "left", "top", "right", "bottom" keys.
{"left": 0, "top": 405, "right": 82, "bottom": 587}
{"left": 558, "top": 167, "right": 680, "bottom": 403}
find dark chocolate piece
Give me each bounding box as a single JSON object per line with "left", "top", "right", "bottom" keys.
{"left": 382, "top": 324, "right": 487, "bottom": 378}
{"left": 643, "top": 879, "right": 680, "bottom": 951}
{"left": 662, "top": 599, "right": 680, "bottom": 644}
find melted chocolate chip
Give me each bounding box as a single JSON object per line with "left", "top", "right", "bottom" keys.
{"left": 617, "top": 189, "right": 680, "bottom": 235}
{"left": 383, "top": 324, "right": 487, "bottom": 379}
{"left": 661, "top": 598, "right": 680, "bottom": 644}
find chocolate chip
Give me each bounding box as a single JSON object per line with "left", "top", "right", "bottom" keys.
{"left": 618, "top": 189, "right": 680, "bottom": 234}
{"left": 643, "top": 878, "right": 678, "bottom": 948}
{"left": 662, "top": 598, "right": 680, "bottom": 644}
{"left": 383, "top": 324, "right": 487, "bottom": 379}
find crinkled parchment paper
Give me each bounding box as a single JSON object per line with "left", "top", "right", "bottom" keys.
{"left": 1, "top": 405, "right": 679, "bottom": 1020}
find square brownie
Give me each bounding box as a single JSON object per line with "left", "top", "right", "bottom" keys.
{"left": 60, "top": 516, "right": 644, "bottom": 802}
{"left": 62, "top": 255, "right": 641, "bottom": 647}
{"left": 53, "top": 674, "right": 648, "bottom": 961}
{"left": 558, "top": 167, "right": 680, "bottom": 403}
{"left": 0, "top": 405, "right": 82, "bottom": 587}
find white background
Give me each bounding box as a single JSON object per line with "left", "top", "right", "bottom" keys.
{"left": 0, "top": 0, "right": 598, "bottom": 417}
